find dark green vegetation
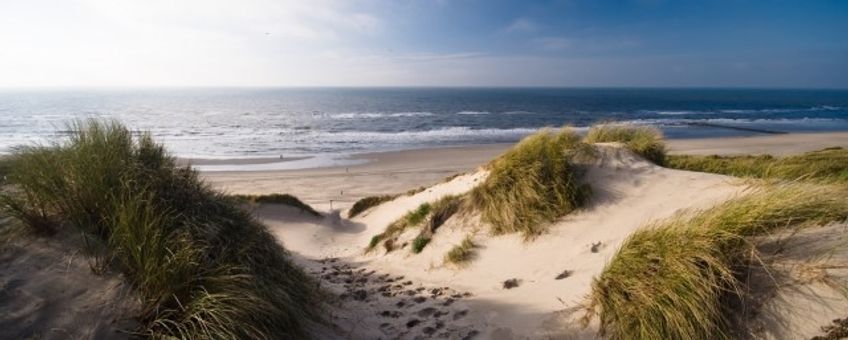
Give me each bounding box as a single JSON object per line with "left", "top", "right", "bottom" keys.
{"left": 232, "top": 193, "right": 321, "bottom": 217}
{"left": 471, "top": 128, "right": 589, "bottom": 237}
{"left": 367, "top": 202, "right": 431, "bottom": 253}
{"left": 0, "top": 157, "right": 10, "bottom": 179}
{"left": 444, "top": 236, "right": 476, "bottom": 264}
{"left": 666, "top": 147, "right": 848, "bottom": 183}
{"left": 348, "top": 194, "right": 398, "bottom": 218}
{"left": 411, "top": 235, "right": 430, "bottom": 254}
{"left": 584, "top": 124, "right": 667, "bottom": 165}
{"left": 369, "top": 194, "right": 466, "bottom": 254}
{"left": 588, "top": 183, "right": 848, "bottom": 340}
{"left": 0, "top": 120, "right": 321, "bottom": 339}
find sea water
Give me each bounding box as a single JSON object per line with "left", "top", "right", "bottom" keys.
{"left": 2, "top": 87, "right": 847, "bottom": 162}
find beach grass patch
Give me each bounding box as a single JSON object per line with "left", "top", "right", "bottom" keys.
{"left": 588, "top": 182, "right": 848, "bottom": 340}
{"left": 411, "top": 235, "right": 430, "bottom": 254}
{"left": 584, "top": 124, "right": 667, "bottom": 165}
{"left": 0, "top": 120, "right": 322, "bottom": 339}
{"left": 428, "top": 195, "right": 462, "bottom": 233}
{"left": 348, "top": 194, "right": 399, "bottom": 218}
{"left": 470, "top": 128, "right": 589, "bottom": 237}
{"left": 231, "top": 193, "right": 321, "bottom": 217}
{"left": 666, "top": 147, "right": 848, "bottom": 183}
{"left": 445, "top": 236, "right": 476, "bottom": 264}
{"left": 366, "top": 202, "right": 432, "bottom": 253}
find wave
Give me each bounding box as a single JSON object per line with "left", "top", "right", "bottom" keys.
{"left": 620, "top": 117, "right": 847, "bottom": 126}
{"left": 456, "top": 111, "right": 491, "bottom": 115}
{"left": 502, "top": 111, "right": 535, "bottom": 115}
{"left": 643, "top": 106, "right": 843, "bottom": 116}
{"left": 312, "top": 127, "right": 537, "bottom": 142}
{"left": 644, "top": 110, "right": 713, "bottom": 116}
{"left": 329, "top": 112, "right": 434, "bottom": 119}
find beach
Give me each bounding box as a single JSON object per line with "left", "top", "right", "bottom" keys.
{"left": 195, "top": 130, "right": 848, "bottom": 338}
{"left": 3, "top": 126, "right": 848, "bottom": 339}
{"left": 201, "top": 131, "right": 848, "bottom": 211}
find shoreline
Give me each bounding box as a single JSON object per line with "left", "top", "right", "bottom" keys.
{"left": 200, "top": 131, "right": 848, "bottom": 211}
{"left": 195, "top": 131, "right": 848, "bottom": 172}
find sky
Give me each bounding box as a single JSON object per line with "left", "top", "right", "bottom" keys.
{"left": 1, "top": 0, "right": 847, "bottom": 88}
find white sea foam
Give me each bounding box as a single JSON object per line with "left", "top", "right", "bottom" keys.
{"left": 329, "top": 112, "right": 434, "bottom": 119}
{"left": 456, "top": 111, "right": 491, "bottom": 115}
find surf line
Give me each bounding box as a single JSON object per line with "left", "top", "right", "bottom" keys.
{"left": 686, "top": 122, "right": 788, "bottom": 135}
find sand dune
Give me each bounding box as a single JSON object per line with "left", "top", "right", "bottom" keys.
{"left": 257, "top": 144, "right": 756, "bottom": 338}
{"left": 0, "top": 229, "right": 138, "bottom": 340}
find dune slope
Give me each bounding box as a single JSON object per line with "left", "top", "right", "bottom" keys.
{"left": 260, "top": 144, "right": 748, "bottom": 338}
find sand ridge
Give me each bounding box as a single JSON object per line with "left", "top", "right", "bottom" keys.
{"left": 257, "top": 144, "right": 751, "bottom": 338}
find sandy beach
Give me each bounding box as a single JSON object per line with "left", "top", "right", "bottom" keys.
{"left": 202, "top": 131, "right": 848, "bottom": 211}
{"left": 196, "top": 131, "right": 848, "bottom": 339}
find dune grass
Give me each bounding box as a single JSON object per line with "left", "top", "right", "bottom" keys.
{"left": 445, "top": 236, "right": 476, "bottom": 265}
{"left": 0, "top": 120, "right": 321, "bottom": 339}
{"left": 366, "top": 202, "right": 431, "bottom": 253}
{"left": 470, "top": 128, "right": 589, "bottom": 237}
{"left": 584, "top": 124, "right": 667, "bottom": 165}
{"left": 667, "top": 147, "right": 848, "bottom": 183}
{"left": 0, "top": 157, "right": 10, "bottom": 180}
{"left": 411, "top": 235, "right": 430, "bottom": 254}
{"left": 231, "top": 193, "right": 321, "bottom": 217}
{"left": 348, "top": 194, "right": 399, "bottom": 218}
{"left": 427, "top": 195, "right": 462, "bottom": 233}
{"left": 588, "top": 183, "right": 848, "bottom": 340}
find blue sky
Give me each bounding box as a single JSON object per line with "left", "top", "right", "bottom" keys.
{"left": 1, "top": 0, "right": 846, "bottom": 87}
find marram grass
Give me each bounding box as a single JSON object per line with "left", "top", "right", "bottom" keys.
{"left": 666, "top": 147, "right": 848, "bottom": 183}
{"left": 471, "top": 128, "right": 589, "bottom": 237}
{"left": 589, "top": 182, "right": 848, "bottom": 340}
{"left": 367, "top": 202, "right": 431, "bottom": 252}
{"left": 348, "top": 194, "right": 398, "bottom": 218}
{"left": 231, "top": 193, "right": 321, "bottom": 217}
{"left": 444, "top": 236, "right": 476, "bottom": 265}
{"left": 369, "top": 195, "right": 463, "bottom": 254}
{"left": 0, "top": 120, "right": 322, "bottom": 339}
{"left": 584, "top": 124, "right": 667, "bottom": 165}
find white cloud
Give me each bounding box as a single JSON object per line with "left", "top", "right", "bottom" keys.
{"left": 504, "top": 17, "right": 538, "bottom": 33}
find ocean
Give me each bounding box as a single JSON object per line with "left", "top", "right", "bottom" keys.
{"left": 2, "top": 88, "right": 847, "bottom": 162}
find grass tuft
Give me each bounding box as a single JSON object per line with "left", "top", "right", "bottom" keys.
{"left": 231, "top": 193, "right": 321, "bottom": 217}
{"left": 584, "top": 124, "right": 667, "bottom": 165}
{"left": 470, "top": 127, "right": 589, "bottom": 237}
{"left": 666, "top": 147, "right": 848, "bottom": 183}
{"left": 411, "top": 235, "right": 430, "bottom": 254}
{"left": 427, "top": 195, "right": 462, "bottom": 233}
{"left": 588, "top": 182, "right": 848, "bottom": 340}
{"left": 348, "top": 194, "right": 398, "bottom": 218}
{"left": 366, "top": 202, "right": 432, "bottom": 253}
{"left": 445, "top": 236, "right": 476, "bottom": 264}
{"left": 0, "top": 120, "right": 321, "bottom": 339}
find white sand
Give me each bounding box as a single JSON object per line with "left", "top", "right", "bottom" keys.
{"left": 258, "top": 145, "right": 753, "bottom": 338}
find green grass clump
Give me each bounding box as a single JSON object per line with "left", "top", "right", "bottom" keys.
{"left": 232, "top": 193, "right": 321, "bottom": 217}
{"left": 427, "top": 195, "right": 462, "bottom": 233}
{"left": 589, "top": 183, "right": 848, "bottom": 340}
{"left": 667, "top": 147, "right": 848, "bottom": 183}
{"left": 470, "top": 128, "right": 589, "bottom": 237}
{"left": 584, "top": 124, "right": 667, "bottom": 165}
{"left": 445, "top": 236, "right": 476, "bottom": 264}
{"left": 0, "top": 157, "right": 10, "bottom": 180}
{"left": 366, "top": 202, "right": 432, "bottom": 253}
{"left": 0, "top": 120, "right": 321, "bottom": 339}
{"left": 405, "top": 203, "right": 431, "bottom": 226}
{"left": 348, "top": 194, "right": 398, "bottom": 218}
{"left": 411, "top": 235, "right": 431, "bottom": 254}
